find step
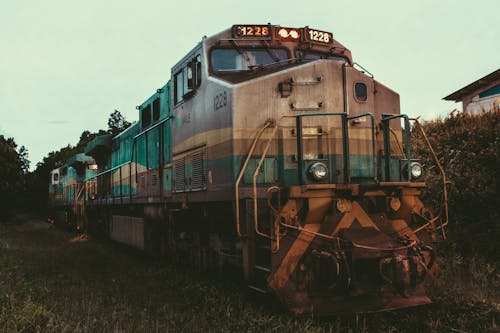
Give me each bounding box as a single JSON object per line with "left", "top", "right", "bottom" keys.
{"left": 254, "top": 265, "right": 271, "bottom": 273}
{"left": 247, "top": 284, "right": 268, "bottom": 294}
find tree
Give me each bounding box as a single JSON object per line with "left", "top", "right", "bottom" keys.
{"left": 79, "top": 130, "right": 92, "bottom": 144}
{"left": 18, "top": 145, "right": 30, "bottom": 173}
{"left": 0, "top": 135, "right": 28, "bottom": 219}
{"left": 108, "top": 110, "right": 131, "bottom": 134}
{"left": 25, "top": 110, "right": 129, "bottom": 215}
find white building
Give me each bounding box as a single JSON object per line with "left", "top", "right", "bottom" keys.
{"left": 444, "top": 69, "right": 500, "bottom": 115}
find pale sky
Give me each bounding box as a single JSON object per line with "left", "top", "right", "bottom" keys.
{"left": 0, "top": 0, "right": 498, "bottom": 170}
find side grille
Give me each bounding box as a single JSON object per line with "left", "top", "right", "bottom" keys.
{"left": 173, "top": 158, "right": 185, "bottom": 192}
{"left": 172, "top": 147, "right": 206, "bottom": 193}
{"left": 190, "top": 149, "right": 206, "bottom": 191}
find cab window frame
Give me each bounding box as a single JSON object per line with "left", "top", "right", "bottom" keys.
{"left": 141, "top": 104, "right": 152, "bottom": 127}
{"left": 353, "top": 82, "right": 368, "bottom": 102}
{"left": 174, "top": 53, "right": 202, "bottom": 105}
{"left": 209, "top": 47, "right": 290, "bottom": 73}
{"left": 174, "top": 70, "right": 184, "bottom": 104}
{"left": 152, "top": 97, "right": 160, "bottom": 122}
{"left": 295, "top": 49, "right": 348, "bottom": 63}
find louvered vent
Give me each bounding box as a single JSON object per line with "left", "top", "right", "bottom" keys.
{"left": 139, "top": 175, "right": 146, "bottom": 189}
{"left": 173, "top": 158, "right": 185, "bottom": 192}
{"left": 151, "top": 174, "right": 158, "bottom": 186}
{"left": 190, "top": 149, "right": 206, "bottom": 191}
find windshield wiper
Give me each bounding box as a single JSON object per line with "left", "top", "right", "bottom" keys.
{"left": 248, "top": 57, "right": 301, "bottom": 71}
{"left": 230, "top": 39, "right": 251, "bottom": 63}
{"left": 260, "top": 40, "right": 281, "bottom": 62}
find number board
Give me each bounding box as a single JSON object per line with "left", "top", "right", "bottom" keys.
{"left": 233, "top": 25, "right": 271, "bottom": 38}
{"left": 304, "top": 28, "right": 333, "bottom": 45}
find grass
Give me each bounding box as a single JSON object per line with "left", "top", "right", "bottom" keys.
{"left": 0, "top": 218, "right": 498, "bottom": 333}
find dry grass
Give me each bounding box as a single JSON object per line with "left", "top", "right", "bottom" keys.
{"left": 0, "top": 219, "right": 498, "bottom": 333}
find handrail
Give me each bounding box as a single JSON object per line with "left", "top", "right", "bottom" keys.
{"left": 289, "top": 77, "right": 322, "bottom": 86}
{"left": 353, "top": 62, "right": 374, "bottom": 78}
{"left": 89, "top": 161, "right": 132, "bottom": 180}
{"left": 279, "top": 221, "right": 416, "bottom": 252}
{"left": 348, "top": 112, "right": 377, "bottom": 182}
{"left": 412, "top": 212, "right": 440, "bottom": 234}
{"left": 73, "top": 182, "right": 85, "bottom": 215}
{"left": 389, "top": 128, "right": 405, "bottom": 157}
{"left": 241, "top": 112, "right": 349, "bottom": 242}
{"left": 234, "top": 119, "right": 274, "bottom": 237}
{"left": 292, "top": 112, "right": 349, "bottom": 184}
{"left": 250, "top": 112, "right": 377, "bottom": 247}
{"left": 266, "top": 186, "right": 283, "bottom": 252}
{"left": 133, "top": 115, "right": 173, "bottom": 139}
{"left": 381, "top": 114, "right": 411, "bottom": 181}
{"left": 410, "top": 118, "right": 449, "bottom": 240}
{"left": 252, "top": 125, "right": 279, "bottom": 239}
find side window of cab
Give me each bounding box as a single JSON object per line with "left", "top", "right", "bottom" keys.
{"left": 174, "top": 54, "right": 202, "bottom": 104}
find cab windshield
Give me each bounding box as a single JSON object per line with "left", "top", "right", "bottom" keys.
{"left": 211, "top": 48, "right": 289, "bottom": 71}
{"left": 296, "top": 50, "right": 347, "bottom": 62}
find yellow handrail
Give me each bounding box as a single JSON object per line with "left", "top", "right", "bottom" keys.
{"left": 73, "top": 182, "right": 86, "bottom": 217}
{"left": 252, "top": 124, "right": 279, "bottom": 239}
{"left": 389, "top": 128, "right": 405, "bottom": 157}
{"left": 234, "top": 119, "right": 274, "bottom": 237}
{"left": 410, "top": 118, "right": 449, "bottom": 240}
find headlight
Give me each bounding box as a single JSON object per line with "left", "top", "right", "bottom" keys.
{"left": 410, "top": 162, "right": 423, "bottom": 179}
{"left": 308, "top": 162, "right": 328, "bottom": 181}
{"left": 278, "top": 28, "right": 288, "bottom": 38}
{"left": 289, "top": 29, "right": 300, "bottom": 39}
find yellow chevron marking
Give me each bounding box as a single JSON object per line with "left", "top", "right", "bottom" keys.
{"left": 331, "top": 201, "right": 380, "bottom": 236}
{"left": 268, "top": 223, "right": 321, "bottom": 291}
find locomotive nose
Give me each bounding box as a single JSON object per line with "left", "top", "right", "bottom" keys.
{"left": 266, "top": 196, "right": 436, "bottom": 315}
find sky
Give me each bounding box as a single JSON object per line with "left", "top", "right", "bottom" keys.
{"left": 0, "top": 0, "right": 498, "bottom": 170}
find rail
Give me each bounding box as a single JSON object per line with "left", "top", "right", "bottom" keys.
{"left": 410, "top": 118, "right": 449, "bottom": 239}
{"left": 381, "top": 114, "right": 411, "bottom": 181}
{"left": 348, "top": 113, "right": 377, "bottom": 183}
{"left": 252, "top": 124, "right": 279, "bottom": 239}
{"left": 235, "top": 112, "right": 380, "bottom": 238}
{"left": 72, "top": 182, "right": 86, "bottom": 231}
{"left": 85, "top": 160, "right": 134, "bottom": 202}
{"left": 234, "top": 119, "right": 275, "bottom": 237}
{"left": 236, "top": 112, "right": 377, "bottom": 239}
{"left": 277, "top": 219, "right": 417, "bottom": 252}
{"left": 235, "top": 113, "right": 447, "bottom": 243}
{"left": 293, "top": 112, "right": 350, "bottom": 184}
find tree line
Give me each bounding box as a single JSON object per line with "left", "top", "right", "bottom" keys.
{"left": 0, "top": 110, "right": 130, "bottom": 220}
{"left": 412, "top": 110, "right": 500, "bottom": 260}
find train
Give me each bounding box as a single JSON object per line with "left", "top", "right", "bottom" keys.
{"left": 48, "top": 24, "right": 449, "bottom": 315}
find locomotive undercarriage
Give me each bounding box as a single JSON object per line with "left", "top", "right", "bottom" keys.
{"left": 54, "top": 183, "right": 440, "bottom": 315}
{"left": 257, "top": 184, "right": 441, "bottom": 314}
{"left": 49, "top": 170, "right": 442, "bottom": 315}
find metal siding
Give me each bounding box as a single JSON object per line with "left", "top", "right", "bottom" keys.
{"left": 147, "top": 128, "right": 159, "bottom": 169}
{"left": 110, "top": 215, "right": 144, "bottom": 250}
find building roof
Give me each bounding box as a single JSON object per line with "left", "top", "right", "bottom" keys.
{"left": 443, "top": 68, "right": 500, "bottom": 102}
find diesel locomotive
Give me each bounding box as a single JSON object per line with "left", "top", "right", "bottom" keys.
{"left": 48, "top": 24, "right": 448, "bottom": 315}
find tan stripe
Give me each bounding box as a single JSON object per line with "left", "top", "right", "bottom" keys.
{"left": 173, "top": 127, "right": 232, "bottom": 154}
{"left": 173, "top": 127, "right": 376, "bottom": 158}
{"left": 268, "top": 223, "right": 321, "bottom": 291}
